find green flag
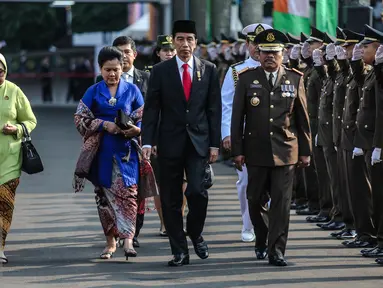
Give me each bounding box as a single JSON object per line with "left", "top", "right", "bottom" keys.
{"left": 316, "top": 0, "right": 338, "bottom": 36}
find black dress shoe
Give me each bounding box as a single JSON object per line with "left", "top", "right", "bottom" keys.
{"left": 306, "top": 215, "right": 330, "bottom": 223}
{"left": 268, "top": 254, "right": 287, "bottom": 266}
{"left": 296, "top": 207, "right": 319, "bottom": 216}
{"left": 317, "top": 220, "right": 334, "bottom": 228}
{"left": 330, "top": 228, "right": 345, "bottom": 238}
{"left": 168, "top": 253, "right": 190, "bottom": 267}
{"left": 321, "top": 221, "right": 345, "bottom": 231}
{"left": 336, "top": 229, "right": 357, "bottom": 240}
{"left": 290, "top": 202, "right": 298, "bottom": 210}
{"left": 342, "top": 239, "right": 376, "bottom": 248}
{"left": 191, "top": 236, "right": 209, "bottom": 259}
{"left": 255, "top": 247, "right": 268, "bottom": 260}
{"left": 375, "top": 258, "right": 383, "bottom": 265}
{"left": 133, "top": 237, "right": 140, "bottom": 248}
{"left": 362, "top": 247, "right": 383, "bottom": 258}
{"left": 295, "top": 204, "right": 308, "bottom": 211}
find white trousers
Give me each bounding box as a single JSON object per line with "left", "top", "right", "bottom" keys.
{"left": 236, "top": 165, "right": 253, "bottom": 231}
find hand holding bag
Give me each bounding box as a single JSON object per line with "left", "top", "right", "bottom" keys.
{"left": 20, "top": 123, "right": 44, "bottom": 174}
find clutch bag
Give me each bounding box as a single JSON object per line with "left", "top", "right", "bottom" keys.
{"left": 115, "top": 109, "right": 134, "bottom": 130}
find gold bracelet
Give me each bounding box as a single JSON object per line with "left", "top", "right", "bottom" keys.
{"left": 103, "top": 121, "right": 108, "bottom": 131}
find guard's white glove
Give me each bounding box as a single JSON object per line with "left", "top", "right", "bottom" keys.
{"left": 315, "top": 134, "right": 318, "bottom": 147}
{"left": 208, "top": 46, "right": 218, "bottom": 61}
{"left": 313, "top": 49, "right": 324, "bottom": 66}
{"left": 375, "top": 45, "right": 383, "bottom": 64}
{"left": 290, "top": 44, "right": 301, "bottom": 60}
{"left": 334, "top": 146, "right": 338, "bottom": 152}
{"left": 371, "top": 148, "right": 382, "bottom": 165}
{"left": 352, "top": 147, "right": 364, "bottom": 159}
{"left": 336, "top": 46, "right": 347, "bottom": 60}
{"left": 224, "top": 47, "right": 234, "bottom": 62}
{"left": 326, "top": 43, "right": 336, "bottom": 60}
{"left": 282, "top": 50, "right": 289, "bottom": 64}
{"left": 352, "top": 44, "right": 363, "bottom": 61}
{"left": 239, "top": 43, "right": 247, "bottom": 56}
{"left": 301, "top": 42, "right": 311, "bottom": 59}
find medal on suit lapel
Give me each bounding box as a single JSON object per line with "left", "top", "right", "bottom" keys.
{"left": 197, "top": 71, "right": 201, "bottom": 81}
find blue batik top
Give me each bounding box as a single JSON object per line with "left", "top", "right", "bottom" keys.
{"left": 81, "top": 80, "right": 144, "bottom": 188}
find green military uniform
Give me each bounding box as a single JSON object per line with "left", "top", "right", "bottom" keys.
{"left": 231, "top": 29, "right": 311, "bottom": 266}
{"left": 296, "top": 28, "right": 329, "bottom": 217}
{"left": 347, "top": 26, "right": 383, "bottom": 248}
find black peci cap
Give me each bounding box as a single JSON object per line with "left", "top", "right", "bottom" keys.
{"left": 172, "top": 20, "right": 197, "bottom": 36}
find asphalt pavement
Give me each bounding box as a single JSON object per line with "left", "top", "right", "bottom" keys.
{"left": 1, "top": 107, "right": 382, "bottom": 288}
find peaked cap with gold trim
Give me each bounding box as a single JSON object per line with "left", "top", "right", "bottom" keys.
{"left": 255, "top": 29, "right": 289, "bottom": 52}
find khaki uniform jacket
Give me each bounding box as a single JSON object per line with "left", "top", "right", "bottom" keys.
{"left": 231, "top": 65, "right": 312, "bottom": 167}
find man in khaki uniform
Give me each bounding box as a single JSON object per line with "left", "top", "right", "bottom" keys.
{"left": 231, "top": 29, "right": 312, "bottom": 266}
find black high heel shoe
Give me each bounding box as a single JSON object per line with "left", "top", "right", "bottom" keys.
{"left": 124, "top": 248, "right": 137, "bottom": 260}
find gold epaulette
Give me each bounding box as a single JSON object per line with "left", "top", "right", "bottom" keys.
{"left": 238, "top": 67, "right": 250, "bottom": 74}
{"left": 291, "top": 68, "right": 304, "bottom": 76}
{"left": 230, "top": 60, "right": 245, "bottom": 68}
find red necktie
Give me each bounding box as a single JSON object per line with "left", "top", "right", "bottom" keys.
{"left": 182, "top": 63, "right": 192, "bottom": 101}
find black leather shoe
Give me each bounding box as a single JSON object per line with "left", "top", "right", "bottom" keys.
{"left": 342, "top": 239, "right": 376, "bottom": 248}
{"left": 268, "top": 254, "right": 287, "bottom": 266}
{"left": 362, "top": 247, "right": 383, "bottom": 258}
{"left": 168, "top": 253, "right": 190, "bottom": 267}
{"left": 133, "top": 237, "right": 140, "bottom": 248}
{"left": 321, "top": 221, "right": 345, "bottom": 231}
{"left": 192, "top": 236, "right": 209, "bottom": 259}
{"left": 295, "top": 204, "right": 308, "bottom": 211}
{"left": 330, "top": 229, "right": 345, "bottom": 238}
{"left": 375, "top": 258, "right": 383, "bottom": 265}
{"left": 296, "top": 207, "right": 319, "bottom": 216}
{"left": 306, "top": 215, "right": 330, "bottom": 223}
{"left": 336, "top": 229, "right": 357, "bottom": 240}
{"left": 255, "top": 247, "right": 268, "bottom": 260}
{"left": 317, "top": 220, "right": 334, "bottom": 228}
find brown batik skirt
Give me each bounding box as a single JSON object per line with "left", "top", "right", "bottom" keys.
{"left": 0, "top": 178, "right": 20, "bottom": 249}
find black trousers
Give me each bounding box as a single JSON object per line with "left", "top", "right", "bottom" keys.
{"left": 322, "top": 146, "right": 341, "bottom": 220}
{"left": 345, "top": 150, "right": 374, "bottom": 236}
{"left": 292, "top": 167, "right": 307, "bottom": 205}
{"left": 134, "top": 212, "right": 144, "bottom": 239}
{"left": 370, "top": 160, "right": 383, "bottom": 248}
{"left": 313, "top": 145, "right": 332, "bottom": 216}
{"left": 159, "top": 137, "right": 208, "bottom": 255}
{"left": 247, "top": 165, "right": 295, "bottom": 257}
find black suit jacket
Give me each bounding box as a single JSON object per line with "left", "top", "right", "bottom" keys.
{"left": 142, "top": 56, "right": 222, "bottom": 158}
{"left": 95, "top": 68, "right": 149, "bottom": 99}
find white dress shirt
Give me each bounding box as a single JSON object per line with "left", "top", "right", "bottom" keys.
{"left": 221, "top": 57, "right": 261, "bottom": 140}
{"left": 264, "top": 70, "right": 278, "bottom": 86}
{"left": 122, "top": 66, "right": 135, "bottom": 83}
{"left": 176, "top": 55, "right": 194, "bottom": 82}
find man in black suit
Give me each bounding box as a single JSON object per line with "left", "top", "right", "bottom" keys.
{"left": 142, "top": 20, "right": 222, "bottom": 267}
{"left": 96, "top": 36, "right": 149, "bottom": 248}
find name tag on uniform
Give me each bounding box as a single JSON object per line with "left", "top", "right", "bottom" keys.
{"left": 281, "top": 84, "right": 295, "bottom": 98}
{"left": 250, "top": 84, "right": 262, "bottom": 88}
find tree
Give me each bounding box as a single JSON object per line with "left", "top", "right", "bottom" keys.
{"left": 211, "top": 0, "right": 231, "bottom": 37}
{"left": 71, "top": 4, "right": 127, "bottom": 33}
{"left": 0, "top": 3, "right": 60, "bottom": 50}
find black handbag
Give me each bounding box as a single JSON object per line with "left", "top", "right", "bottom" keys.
{"left": 20, "top": 123, "right": 44, "bottom": 174}
{"left": 115, "top": 109, "right": 134, "bottom": 130}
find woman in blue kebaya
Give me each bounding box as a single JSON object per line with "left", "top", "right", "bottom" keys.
{"left": 74, "top": 46, "right": 146, "bottom": 261}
